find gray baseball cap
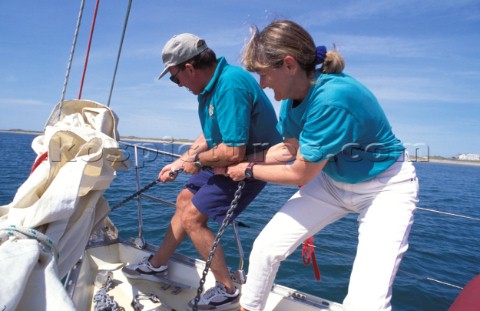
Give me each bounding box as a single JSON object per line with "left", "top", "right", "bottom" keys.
{"left": 158, "top": 33, "right": 208, "bottom": 79}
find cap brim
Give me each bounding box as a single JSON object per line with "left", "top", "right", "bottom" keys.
{"left": 158, "top": 66, "right": 170, "bottom": 80}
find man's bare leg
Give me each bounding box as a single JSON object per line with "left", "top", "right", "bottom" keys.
{"left": 147, "top": 188, "right": 234, "bottom": 293}
{"left": 181, "top": 200, "right": 235, "bottom": 293}
{"left": 149, "top": 188, "right": 193, "bottom": 267}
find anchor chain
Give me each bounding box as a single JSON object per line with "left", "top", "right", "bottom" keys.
{"left": 93, "top": 274, "right": 124, "bottom": 311}
{"left": 193, "top": 180, "right": 246, "bottom": 311}
{"left": 110, "top": 179, "right": 160, "bottom": 211}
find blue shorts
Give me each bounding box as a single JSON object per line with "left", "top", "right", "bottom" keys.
{"left": 186, "top": 169, "right": 266, "bottom": 224}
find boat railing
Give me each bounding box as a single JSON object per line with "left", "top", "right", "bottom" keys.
{"left": 114, "top": 141, "right": 480, "bottom": 293}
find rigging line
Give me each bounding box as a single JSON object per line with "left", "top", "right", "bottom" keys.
{"left": 107, "top": 0, "right": 132, "bottom": 107}
{"left": 426, "top": 277, "right": 463, "bottom": 290}
{"left": 78, "top": 0, "right": 101, "bottom": 99}
{"left": 305, "top": 243, "right": 464, "bottom": 289}
{"left": 241, "top": 226, "right": 466, "bottom": 290}
{"left": 417, "top": 207, "right": 480, "bottom": 222}
{"left": 303, "top": 241, "right": 465, "bottom": 290}
{"left": 312, "top": 245, "right": 354, "bottom": 260}
{"left": 397, "top": 268, "right": 464, "bottom": 290}
{"left": 59, "top": 0, "right": 85, "bottom": 119}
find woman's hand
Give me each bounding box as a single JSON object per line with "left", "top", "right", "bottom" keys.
{"left": 226, "top": 162, "right": 249, "bottom": 181}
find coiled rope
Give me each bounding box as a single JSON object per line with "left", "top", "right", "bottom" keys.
{"left": 0, "top": 225, "right": 58, "bottom": 259}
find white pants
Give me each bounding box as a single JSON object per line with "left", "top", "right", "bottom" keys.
{"left": 240, "top": 158, "right": 419, "bottom": 311}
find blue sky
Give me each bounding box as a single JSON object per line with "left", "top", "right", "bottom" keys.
{"left": 1, "top": 0, "right": 479, "bottom": 157}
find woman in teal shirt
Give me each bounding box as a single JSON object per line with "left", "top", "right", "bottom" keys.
{"left": 226, "top": 20, "right": 419, "bottom": 311}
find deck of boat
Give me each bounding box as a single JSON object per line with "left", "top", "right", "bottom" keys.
{"left": 68, "top": 240, "right": 343, "bottom": 311}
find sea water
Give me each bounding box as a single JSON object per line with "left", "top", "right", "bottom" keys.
{"left": 1, "top": 132, "right": 479, "bottom": 311}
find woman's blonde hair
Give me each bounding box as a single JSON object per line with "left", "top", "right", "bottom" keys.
{"left": 242, "top": 20, "right": 344, "bottom": 75}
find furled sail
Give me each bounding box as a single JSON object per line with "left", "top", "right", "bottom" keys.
{"left": 0, "top": 99, "right": 129, "bottom": 310}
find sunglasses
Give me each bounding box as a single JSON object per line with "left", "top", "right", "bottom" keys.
{"left": 169, "top": 68, "right": 183, "bottom": 85}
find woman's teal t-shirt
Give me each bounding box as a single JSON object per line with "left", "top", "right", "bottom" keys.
{"left": 277, "top": 72, "right": 404, "bottom": 184}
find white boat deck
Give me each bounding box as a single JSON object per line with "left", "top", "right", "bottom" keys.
{"left": 70, "top": 241, "right": 343, "bottom": 311}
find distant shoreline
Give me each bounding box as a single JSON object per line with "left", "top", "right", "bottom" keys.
{"left": 413, "top": 157, "right": 480, "bottom": 167}
{"left": 2, "top": 129, "right": 479, "bottom": 167}
{"left": 120, "top": 137, "right": 193, "bottom": 145}
{"left": 0, "top": 129, "right": 193, "bottom": 145}
{"left": 0, "top": 129, "right": 43, "bottom": 135}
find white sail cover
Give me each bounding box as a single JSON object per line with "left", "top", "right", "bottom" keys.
{"left": 0, "top": 100, "right": 129, "bottom": 310}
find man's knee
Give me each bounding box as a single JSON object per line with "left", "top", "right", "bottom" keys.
{"left": 180, "top": 204, "right": 207, "bottom": 233}
{"left": 176, "top": 189, "right": 193, "bottom": 211}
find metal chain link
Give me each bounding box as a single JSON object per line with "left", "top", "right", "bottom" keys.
{"left": 131, "top": 293, "right": 161, "bottom": 311}
{"left": 193, "top": 180, "right": 246, "bottom": 311}
{"left": 93, "top": 276, "right": 125, "bottom": 311}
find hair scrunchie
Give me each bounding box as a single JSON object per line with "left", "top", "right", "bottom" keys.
{"left": 315, "top": 45, "right": 327, "bottom": 65}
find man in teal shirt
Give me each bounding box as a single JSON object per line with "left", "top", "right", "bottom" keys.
{"left": 123, "top": 33, "right": 281, "bottom": 311}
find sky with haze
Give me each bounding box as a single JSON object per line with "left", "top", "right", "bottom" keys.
{"left": 1, "top": 0, "right": 479, "bottom": 157}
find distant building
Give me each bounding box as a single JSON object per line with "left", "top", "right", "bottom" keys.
{"left": 455, "top": 153, "right": 480, "bottom": 161}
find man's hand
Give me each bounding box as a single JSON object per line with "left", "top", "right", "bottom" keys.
{"left": 159, "top": 162, "right": 183, "bottom": 182}
{"left": 182, "top": 160, "right": 201, "bottom": 174}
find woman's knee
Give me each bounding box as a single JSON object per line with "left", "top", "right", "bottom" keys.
{"left": 250, "top": 235, "right": 287, "bottom": 265}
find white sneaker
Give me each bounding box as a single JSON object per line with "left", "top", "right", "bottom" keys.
{"left": 188, "top": 281, "right": 240, "bottom": 311}
{"left": 122, "top": 255, "right": 168, "bottom": 282}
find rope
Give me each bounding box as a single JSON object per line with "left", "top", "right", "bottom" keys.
{"left": 59, "top": 0, "right": 85, "bottom": 118}
{"left": 417, "top": 207, "right": 480, "bottom": 222}
{"left": 193, "top": 180, "right": 246, "bottom": 311}
{"left": 302, "top": 236, "right": 320, "bottom": 281}
{"left": 107, "top": 0, "right": 132, "bottom": 107}
{"left": 299, "top": 185, "right": 322, "bottom": 281}
{"left": 426, "top": 277, "right": 464, "bottom": 290}
{"left": 0, "top": 225, "right": 58, "bottom": 259}
{"left": 78, "top": 0, "right": 101, "bottom": 99}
